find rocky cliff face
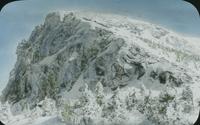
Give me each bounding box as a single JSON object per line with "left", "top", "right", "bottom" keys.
{"left": 1, "top": 12, "right": 124, "bottom": 105}
{"left": 1, "top": 12, "right": 200, "bottom": 125}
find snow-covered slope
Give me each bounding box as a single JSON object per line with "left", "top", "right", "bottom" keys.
{"left": 0, "top": 11, "right": 200, "bottom": 125}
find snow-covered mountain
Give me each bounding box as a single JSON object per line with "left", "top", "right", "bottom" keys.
{"left": 0, "top": 11, "right": 200, "bottom": 125}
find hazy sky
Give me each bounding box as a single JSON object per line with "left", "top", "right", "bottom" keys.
{"left": 0, "top": 0, "right": 200, "bottom": 92}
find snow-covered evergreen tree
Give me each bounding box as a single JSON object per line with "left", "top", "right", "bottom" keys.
{"left": 95, "top": 81, "right": 105, "bottom": 106}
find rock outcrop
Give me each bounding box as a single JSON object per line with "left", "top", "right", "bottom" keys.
{"left": 1, "top": 11, "right": 200, "bottom": 125}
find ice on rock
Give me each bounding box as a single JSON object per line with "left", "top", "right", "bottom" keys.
{"left": 0, "top": 11, "right": 200, "bottom": 125}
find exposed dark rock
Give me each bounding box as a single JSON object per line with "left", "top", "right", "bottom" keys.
{"left": 158, "top": 71, "right": 172, "bottom": 84}
{"left": 150, "top": 71, "right": 158, "bottom": 79}
{"left": 133, "top": 62, "right": 145, "bottom": 80}
{"left": 112, "top": 63, "right": 129, "bottom": 80}
{"left": 169, "top": 75, "right": 183, "bottom": 87}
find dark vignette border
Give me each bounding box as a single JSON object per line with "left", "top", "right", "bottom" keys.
{"left": 0, "top": 0, "right": 199, "bottom": 125}
{"left": 0, "top": 0, "right": 23, "bottom": 11}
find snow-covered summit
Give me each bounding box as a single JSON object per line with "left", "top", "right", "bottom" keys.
{"left": 0, "top": 11, "right": 200, "bottom": 125}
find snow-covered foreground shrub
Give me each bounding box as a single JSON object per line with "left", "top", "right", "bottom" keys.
{"left": 30, "top": 97, "right": 57, "bottom": 118}
{"left": 0, "top": 102, "right": 13, "bottom": 123}
{"left": 0, "top": 98, "right": 57, "bottom": 124}
{"left": 0, "top": 83, "right": 195, "bottom": 125}
{"left": 61, "top": 83, "right": 103, "bottom": 125}
{"left": 60, "top": 82, "right": 195, "bottom": 125}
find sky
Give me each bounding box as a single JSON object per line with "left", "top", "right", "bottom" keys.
{"left": 0, "top": 0, "right": 200, "bottom": 92}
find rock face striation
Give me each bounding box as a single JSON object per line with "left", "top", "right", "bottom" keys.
{"left": 1, "top": 12, "right": 125, "bottom": 106}
{"left": 1, "top": 12, "right": 200, "bottom": 125}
